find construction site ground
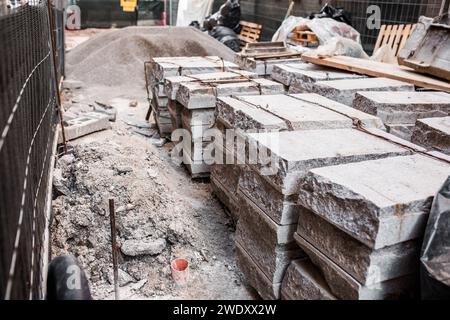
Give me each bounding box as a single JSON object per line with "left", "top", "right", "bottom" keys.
{"left": 51, "top": 28, "right": 256, "bottom": 300}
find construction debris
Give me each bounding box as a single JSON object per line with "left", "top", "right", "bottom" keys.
{"left": 58, "top": 112, "right": 111, "bottom": 144}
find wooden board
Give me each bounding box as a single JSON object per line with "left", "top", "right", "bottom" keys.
{"left": 373, "top": 24, "right": 416, "bottom": 57}
{"left": 301, "top": 54, "right": 450, "bottom": 92}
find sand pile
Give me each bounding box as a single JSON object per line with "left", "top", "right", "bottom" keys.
{"left": 66, "top": 27, "right": 235, "bottom": 87}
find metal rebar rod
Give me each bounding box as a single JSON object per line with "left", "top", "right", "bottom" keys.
{"left": 109, "top": 198, "right": 120, "bottom": 300}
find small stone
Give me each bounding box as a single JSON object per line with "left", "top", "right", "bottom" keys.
{"left": 129, "top": 100, "right": 138, "bottom": 108}
{"left": 147, "top": 168, "right": 158, "bottom": 179}
{"left": 116, "top": 166, "right": 133, "bottom": 175}
{"left": 121, "top": 238, "right": 167, "bottom": 257}
{"left": 151, "top": 138, "right": 166, "bottom": 147}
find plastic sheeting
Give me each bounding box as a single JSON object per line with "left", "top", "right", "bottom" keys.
{"left": 272, "top": 16, "right": 360, "bottom": 45}
{"left": 176, "top": 0, "right": 214, "bottom": 27}
{"left": 420, "top": 176, "right": 450, "bottom": 299}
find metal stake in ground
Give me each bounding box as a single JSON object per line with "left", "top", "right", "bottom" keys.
{"left": 109, "top": 198, "right": 120, "bottom": 300}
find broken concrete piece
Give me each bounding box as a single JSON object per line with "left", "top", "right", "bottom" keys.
{"left": 294, "top": 234, "right": 417, "bottom": 300}
{"left": 298, "top": 154, "right": 450, "bottom": 249}
{"left": 353, "top": 91, "right": 450, "bottom": 125}
{"left": 411, "top": 116, "right": 450, "bottom": 154}
{"left": 121, "top": 238, "right": 167, "bottom": 257}
{"left": 247, "top": 128, "right": 413, "bottom": 196}
{"left": 308, "top": 77, "right": 414, "bottom": 106}
{"left": 281, "top": 259, "right": 336, "bottom": 300}
{"left": 58, "top": 112, "right": 111, "bottom": 143}
{"left": 164, "top": 70, "right": 258, "bottom": 99}
{"left": 235, "top": 241, "right": 281, "bottom": 300}
{"left": 297, "top": 208, "right": 419, "bottom": 285}
{"left": 93, "top": 102, "right": 117, "bottom": 122}
{"left": 177, "top": 78, "right": 284, "bottom": 109}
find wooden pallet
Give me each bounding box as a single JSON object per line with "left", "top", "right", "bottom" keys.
{"left": 239, "top": 20, "right": 262, "bottom": 49}
{"left": 290, "top": 30, "right": 319, "bottom": 47}
{"left": 374, "top": 24, "right": 416, "bottom": 57}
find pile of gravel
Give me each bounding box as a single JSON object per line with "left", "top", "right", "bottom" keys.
{"left": 66, "top": 27, "right": 236, "bottom": 87}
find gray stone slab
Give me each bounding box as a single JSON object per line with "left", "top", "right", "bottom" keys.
{"left": 307, "top": 77, "right": 414, "bottom": 106}
{"left": 353, "top": 91, "right": 450, "bottom": 125}
{"left": 182, "top": 149, "right": 211, "bottom": 178}
{"left": 281, "top": 258, "right": 337, "bottom": 300}
{"left": 218, "top": 94, "right": 384, "bottom": 132}
{"left": 270, "top": 63, "right": 365, "bottom": 91}
{"left": 298, "top": 154, "right": 450, "bottom": 249}
{"left": 148, "top": 56, "right": 238, "bottom": 83}
{"left": 235, "top": 192, "right": 303, "bottom": 283}
{"left": 167, "top": 99, "right": 183, "bottom": 131}
{"left": 181, "top": 107, "right": 216, "bottom": 128}
{"left": 211, "top": 176, "right": 239, "bottom": 221}
{"left": 385, "top": 124, "right": 415, "bottom": 141}
{"left": 247, "top": 128, "right": 413, "bottom": 196}
{"left": 297, "top": 208, "right": 419, "bottom": 285}
{"left": 235, "top": 241, "right": 281, "bottom": 300}
{"left": 164, "top": 70, "right": 258, "bottom": 99}
{"left": 236, "top": 56, "right": 303, "bottom": 76}
{"left": 295, "top": 233, "right": 417, "bottom": 300}
{"left": 59, "top": 112, "right": 111, "bottom": 143}
{"left": 177, "top": 78, "right": 284, "bottom": 109}
{"left": 412, "top": 116, "right": 450, "bottom": 154}
{"left": 238, "top": 166, "right": 299, "bottom": 225}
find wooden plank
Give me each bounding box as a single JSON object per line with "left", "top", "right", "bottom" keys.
{"left": 382, "top": 25, "right": 393, "bottom": 47}
{"left": 301, "top": 53, "right": 450, "bottom": 92}
{"left": 387, "top": 24, "right": 398, "bottom": 48}
{"left": 374, "top": 24, "right": 387, "bottom": 52}
{"left": 392, "top": 24, "right": 405, "bottom": 56}
{"left": 240, "top": 20, "right": 262, "bottom": 30}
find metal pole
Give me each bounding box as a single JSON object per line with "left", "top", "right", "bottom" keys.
{"left": 109, "top": 198, "right": 120, "bottom": 300}
{"left": 47, "top": 0, "right": 68, "bottom": 154}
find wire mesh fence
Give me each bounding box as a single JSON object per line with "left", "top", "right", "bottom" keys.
{"left": 0, "top": 0, "right": 63, "bottom": 300}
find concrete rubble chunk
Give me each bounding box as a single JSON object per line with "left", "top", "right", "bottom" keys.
{"left": 298, "top": 154, "right": 450, "bottom": 249}
{"left": 297, "top": 208, "right": 419, "bottom": 285}
{"left": 247, "top": 128, "right": 413, "bottom": 195}
{"left": 307, "top": 77, "right": 414, "bottom": 106}
{"left": 294, "top": 233, "right": 417, "bottom": 300}
{"left": 353, "top": 91, "right": 450, "bottom": 126}
{"left": 164, "top": 70, "right": 258, "bottom": 99}
{"left": 281, "top": 258, "right": 337, "bottom": 300}
{"left": 411, "top": 116, "right": 450, "bottom": 154}
{"left": 58, "top": 111, "right": 111, "bottom": 143}
{"left": 121, "top": 238, "right": 167, "bottom": 257}
{"left": 235, "top": 241, "right": 281, "bottom": 300}
{"left": 177, "top": 78, "right": 284, "bottom": 109}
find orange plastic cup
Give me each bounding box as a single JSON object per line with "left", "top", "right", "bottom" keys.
{"left": 171, "top": 258, "right": 189, "bottom": 285}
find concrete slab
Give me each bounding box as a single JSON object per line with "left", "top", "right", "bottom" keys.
{"left": 298, "top": 154, "right": 450, "bottom": 249}
{"left": 235, "top": 241, "right": 281, "bottom": 300}
{"left": 412, "top": 116, "right": 450, "bottom": 154}
{"left": 269, "top": 63, "right": 365, "bottom": 92}
{"left": 59, "top": 112, "right": 111, "bottom": 143}
{"left": 148, "top": 56, "right": 238, "bottom": 84}
{"left": 167, "top": 99, "right": 183, "bottom": 131}
{"left": 236, "top": 192, "right": 303, "bottom": 283}
{"left": 295, "top": 233, "right": 417, "bottom": 300}
{"left": 281, "top": 258, "right": 337, "bottom": 300}
{"left": 164, "top": 70, "right": 258, "bottom": 99}
{"left": 309, "top": 77, "right": 414, "bottom": 106}
{"left": 177, "top": 78, "right": 284, "bottom": 109}
{"left": 385, "top": 124, "right": 415, "bottom": 141}
{"left": 236, "top": 56, "right": 303, "bottom": 76}
{"left": 297, "top": 208, "right": 419, "bottom": 285}
{"left": 211, "top": 176, "right": 239, "bottom": 221}
{"left": 247, "top": 128, "right": 413, "bottom": 195}
{"left": 353, "top": 91, "right": 450, "bottom": 125}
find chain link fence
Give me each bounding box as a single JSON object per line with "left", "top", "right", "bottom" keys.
{"left": 0, "top": 0, "right": 63, "bottom": 300}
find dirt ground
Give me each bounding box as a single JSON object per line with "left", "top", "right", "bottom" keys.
{"left": 51, "top": 29, "right": 256, "bottom": 300}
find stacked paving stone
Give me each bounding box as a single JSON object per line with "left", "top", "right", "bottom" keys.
{"left": 411, "top": 116, "right": 450, "bottom": 154}
{"left": 271, "top": 62, "right": 365, "bottom": 93}
{"left": 294, "top": 77, "right": 414, "bottom": 106}
{"left": 353, "top": 91, "right": 450, "bottom": 141}
{"left": 231, "top": 104, "right": 421, "bottom": 299}
{"left": 164, "top": 70, "right": 258, "bottom": 132}
{"left": 294, "top": 154, "right": 450, "bottom": 299}
{"left": 212, "top": 93, "right": 385, "bottom": 221}
{"left": 174, "top": 76, "right": 284, "bottom": 178}
{"left": 146, "top": 56, "right": 238, "bottom": 137}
